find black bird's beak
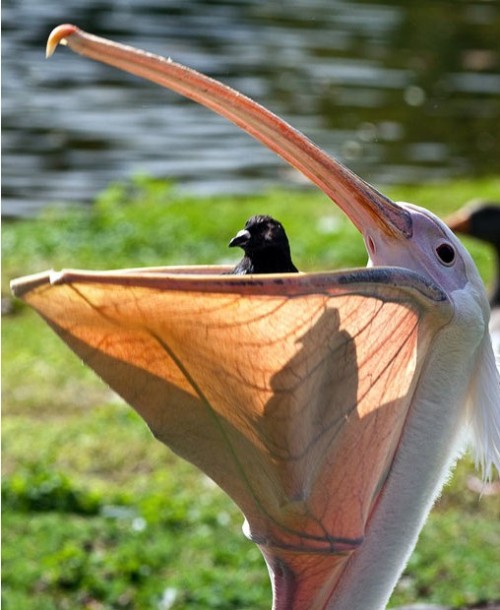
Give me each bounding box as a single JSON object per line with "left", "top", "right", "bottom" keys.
{"left": 229, "top": 229, "right": 251, "bottom": 248}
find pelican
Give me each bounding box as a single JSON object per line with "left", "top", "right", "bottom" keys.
{"left": 10, "top": 25, "right": 500, "bottom": 610}
{"left": 447, "top": 201, "right": 500, "bottom": 355}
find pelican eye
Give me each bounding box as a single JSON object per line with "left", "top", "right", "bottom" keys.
{"left": 436, "top": 242, "right": 455, "bottom": 265}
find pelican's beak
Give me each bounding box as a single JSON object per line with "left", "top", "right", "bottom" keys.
{"left": 46, "top": 24, "right": 412, "bottom": 246}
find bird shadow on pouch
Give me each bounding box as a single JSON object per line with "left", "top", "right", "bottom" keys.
{"left": 261, "top": 307, "right": 357, "bottom": 501}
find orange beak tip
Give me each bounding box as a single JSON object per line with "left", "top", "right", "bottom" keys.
{"left": 46, "top": 24, "right": 78, "bottom": 58}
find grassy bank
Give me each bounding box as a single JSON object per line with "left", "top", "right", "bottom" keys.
{"left": 3, "top": 176, "right": 500, "bottom": 609}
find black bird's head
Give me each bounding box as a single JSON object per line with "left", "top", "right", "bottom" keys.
{"left": 229, "top": 215, "right": 289, "bottom": 253}
{"left": 228, "top": 215, "right": 298, "bottom": 275}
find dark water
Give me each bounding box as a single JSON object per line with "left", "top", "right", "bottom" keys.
{"left": 2, "top": 0, "right": 500, "bottom": 217}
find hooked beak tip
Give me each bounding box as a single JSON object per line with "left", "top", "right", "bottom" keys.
{"left": 229, "top": 229, "right": 251, "bottom": 248}
{"left": 46, "top": 24, "right": 78, "bottom": 58}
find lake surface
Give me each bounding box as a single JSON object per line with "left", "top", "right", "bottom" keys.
{"left": 3, "top": 0, "right": 500, "bottom": 217}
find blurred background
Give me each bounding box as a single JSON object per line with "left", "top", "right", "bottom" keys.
{"left": 2, "top": 0, "right": 500, "bottom": 218}
{"left": 3, "top": 3, "right": 500, "bottom": 609}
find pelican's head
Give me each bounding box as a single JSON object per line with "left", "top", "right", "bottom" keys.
{"left": 366, "top": 201, "right": 489, "bottom": 304}
{"left": 376, "top": 201, "right": 499, "bottom": 480}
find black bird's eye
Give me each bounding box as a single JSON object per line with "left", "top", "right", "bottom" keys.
{"left": 436, "top": 242, "right": 455, "bottom": 265}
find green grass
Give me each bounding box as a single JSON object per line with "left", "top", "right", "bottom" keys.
{"left": 3, "top": 176, "right": 500, "bottom": 609}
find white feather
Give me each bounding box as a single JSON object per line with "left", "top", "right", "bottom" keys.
{"left": 467, "top": 333, "right": 500, "bottom": 480}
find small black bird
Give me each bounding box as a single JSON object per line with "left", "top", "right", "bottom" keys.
{"left": 228, "top": 215, "right": 299, "bottom": 275}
